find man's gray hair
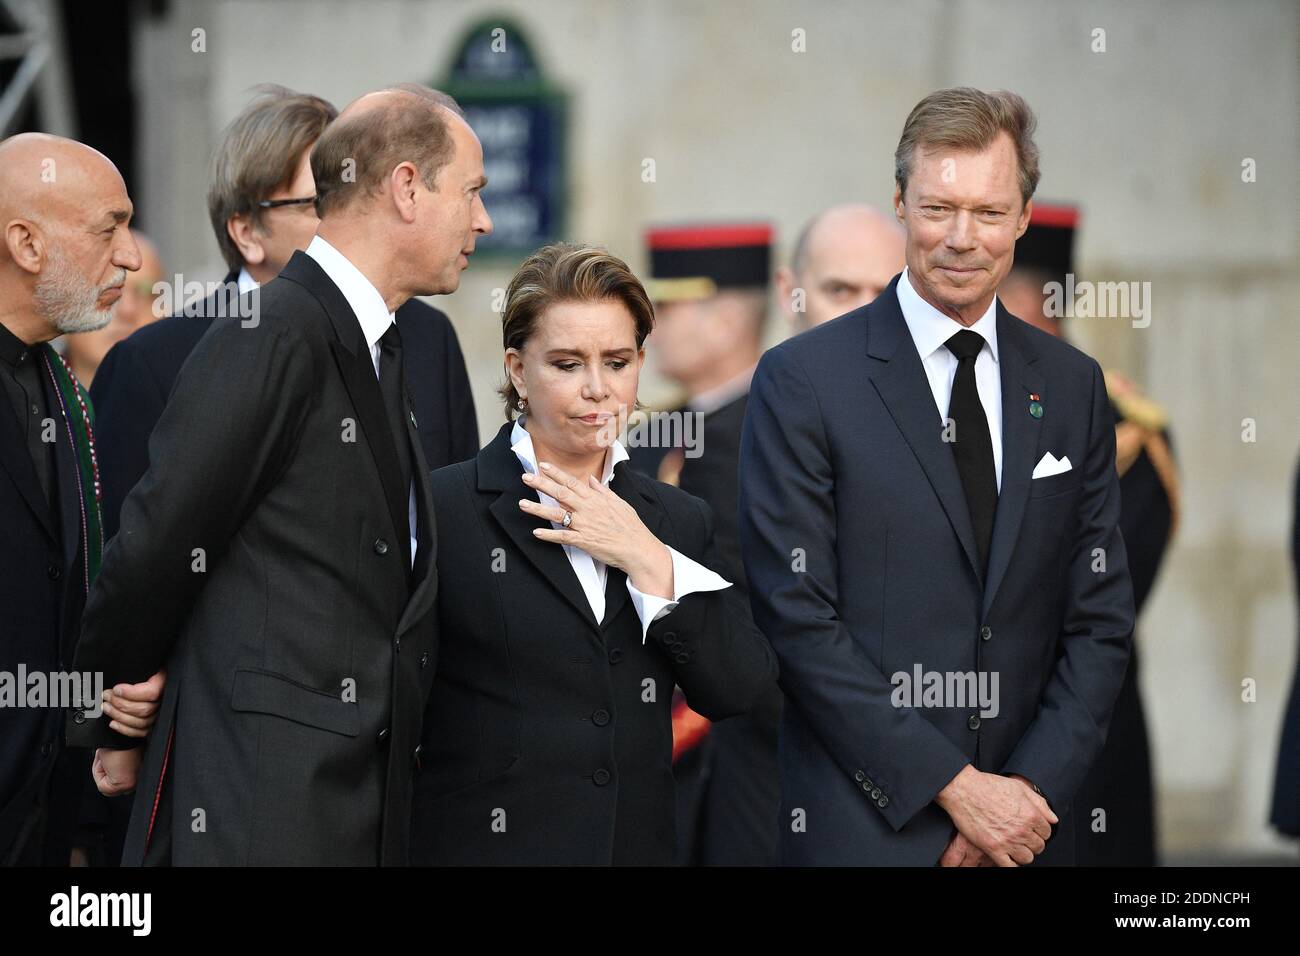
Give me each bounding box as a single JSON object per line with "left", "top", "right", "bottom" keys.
{"left": 894, "top": 87, "right": 1040, "bottom": 206}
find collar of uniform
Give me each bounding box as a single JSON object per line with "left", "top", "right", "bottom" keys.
{"left": 688, "top": 363, "right": 755, "bottom": 416}
{"left": 510, "top": 414, "right": 629, "bottom": 487}
{"left": 897, "top": 266, "right": 999, "bottom": 365}
{"left": 0, "top": 319, "right": 36, "bottom": 368}
{"left": 304, "top": 235, "right": 395, "bottom": 352}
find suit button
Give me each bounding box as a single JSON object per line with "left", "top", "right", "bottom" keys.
{"left": 592, "top": 709, "right": 610, "bottom": 727}
{"left": 373, "top": 538, "right": 389, "bottom": 555}
{"left": 40, "top": 741, "right": 53, "bottom": 757}
{"left": 592, "top": 768, "right": 611, "bottom": 786}
{"left": 861, "top": 781, "right": 871, "bottom": 792}
{"left": 419, "top": 652, "right": 429, "bottom": 669}
{"left": 47, "top": 563, "right": 61, "bottom": 581}
{"left": 412, "top": 744, "right": 422, "bottom": 769}
{"left": 377, "top": 727, "right": 390, "bottom": 744}
{"left": 72, "top": 709, "right": 86, "bottom": 724}
{"left": 662, "top": 631, "right": 677, "bottom": 642}
{"left": 668, "top": 641, "right": 684, "bottom": 652}
{"left": 980, "top": 626, "right": 992, "bottom": 641}
{"left": 877, "top": 795, "right": 889, "bottom": 808}
{"left": 854, "top": 770, "right": 865, "bottom": 782}
{"left": 675, "top": 652, "right": 690, "bottom": 664}
{"left": 608, "top": 648, "right": 623, "bottom": 664}
{"left": 968, "top": 714, "right": 981, "bottom": 731}
{"left": 871, "top": 788, "right": 882, "bottom": 800}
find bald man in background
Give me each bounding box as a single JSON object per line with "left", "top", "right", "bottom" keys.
{"left": 776, "top": 203, "right": 905, "bottom": 333}
{"left": 0, "top": 134, "right": 162, "bottom": 865}
{"left": 70, "top": 85, "right": 490, "bottom": 865}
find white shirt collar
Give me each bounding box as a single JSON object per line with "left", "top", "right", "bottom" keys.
{"left": 510, "top": 415, "right": 629, "bottom": 487}
{"left": 896, "top": 266, "right": 999, "bottom": 364}
{"left": 305, "top": 235, "right": 395, "bottom": 351}
{"left": 236, "top": 267, "right": 259, "bottom": 294}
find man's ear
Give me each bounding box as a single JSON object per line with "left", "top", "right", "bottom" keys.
{"left": 1015, "top": 198, "right": 1033, "bottom": 240}
{"left": 774, "top": 266, "right": 796, "bottom": 317}
{"left": 892, "top": 185, "right": 905, "bottom": 223}
{"left": 5, "top": 219, "right": 45, "bottom": 275}
{"left": 390, "top": 162, "right": 421, "bottom": 223}
{"left": 227, "top": 213, "right": 265, "bottom": 266}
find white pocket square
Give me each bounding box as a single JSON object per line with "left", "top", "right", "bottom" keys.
{"left": 1032, "top": 452, "right": 1073, "bottom": 479}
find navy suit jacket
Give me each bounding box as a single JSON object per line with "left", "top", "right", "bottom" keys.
{"left": 739, "top": 274, "right": 1135, "bottom": 865}
{"left": 90, "top": 273, "right": 479, "bottom": 539}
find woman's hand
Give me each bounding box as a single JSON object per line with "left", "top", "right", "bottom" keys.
{"left": 520, "top": 462, "right": 674, "bottom": 597}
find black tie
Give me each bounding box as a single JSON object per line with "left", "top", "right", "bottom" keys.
{"left": 944, "top": 329, "right": 997, "bottom": 576}
{"left": 378, "top": 324, "right": 414, "bottom": 566}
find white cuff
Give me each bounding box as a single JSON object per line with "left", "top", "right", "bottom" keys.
{"left": 626, "top": 546, "right": 731, "bottom": 644}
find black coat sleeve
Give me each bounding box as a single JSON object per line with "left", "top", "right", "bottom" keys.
{"left": 645, "top": 491, "right": 778, "bottom": 721}
{"left": 68, "top": 317, "right": 315, "bottom": 748}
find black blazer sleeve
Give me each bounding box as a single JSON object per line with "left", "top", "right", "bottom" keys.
{"left": 69, "top": 317, "right": 316, "bottom": 748}
{"left": 644, "top": 488, "right": 777, "bottom": 720}
{"left": 89, "top": 338, "right": 168, "bottom": 542}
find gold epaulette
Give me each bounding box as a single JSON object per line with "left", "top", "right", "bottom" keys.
{"left": 1105, "top": 369, "right": 1168, "bottom": 432}
{"left": 1106, "top": 370, "right": 1180, "bottom": 540}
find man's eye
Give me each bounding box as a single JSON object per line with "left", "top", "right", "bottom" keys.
{"left": 608, "top": 360, "right": 628, "bottom": 370}
{"left": 555, "top": 362, "right": 579, "bottom": 371}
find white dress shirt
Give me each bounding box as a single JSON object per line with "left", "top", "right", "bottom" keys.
{"left": 896, "top": 267, "right": 1003, "bottom": 492}
{"left": 510, "top": 417, "right": 730, "bottom": 642}
{"left": 305, "top": 235, "right": 419, "bottom": 566}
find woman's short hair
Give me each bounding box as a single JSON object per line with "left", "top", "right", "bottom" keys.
{"left": 499, "top": 243, "right": 655, "bottom": 421}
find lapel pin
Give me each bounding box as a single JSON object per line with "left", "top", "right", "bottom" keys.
{"left": 1028, "top": 393, "right": 1043, "bottom": 419}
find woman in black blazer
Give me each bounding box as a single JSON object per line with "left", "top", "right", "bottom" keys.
{"left": 411, "top": 243, "right": 777, "bottom": 865}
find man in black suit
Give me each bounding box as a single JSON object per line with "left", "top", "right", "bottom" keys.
{"left": 91, "top": 85, "right": 479, "bottom": 541}
{"left": 740, "top": 88, "right": 1135, "bottom": 866}
{"left": 0, "top": 133, "right": 152, "bottom": 864}
{"left": 70, "top": 84, "right": 493, "bottom": 865}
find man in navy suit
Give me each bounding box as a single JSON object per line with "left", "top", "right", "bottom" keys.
{"left": 739, "top": 87, "right": 1134, "bottom": 866}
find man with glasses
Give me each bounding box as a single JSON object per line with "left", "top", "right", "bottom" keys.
{"left": 90, "top": 85, "right": 480, "bottom": 541}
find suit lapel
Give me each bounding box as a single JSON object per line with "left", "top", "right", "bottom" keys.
{"left": 981, "top": 307, "right": 1044, "bottom": 617}
{"left": 480, "top": 425, "right": 602, "bottom": 635}
{"left": 0, "top": 388, "right": 57, "bottom": 543}
{"left": 866, "top": 279, "right": 983, "bottom": 585}
{"left": 396, "top": 394, "right": 438, "bottom": 636}
{"left": 281, "top": 252, "right": 411, "bottom": 562}
{"left": 44, "top": 360, "right": 83, "bottom": 572}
